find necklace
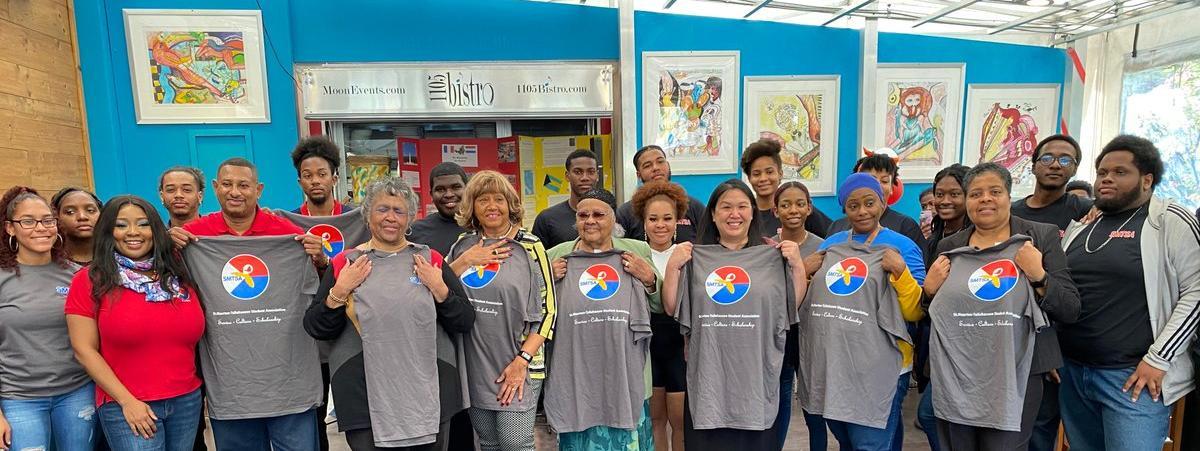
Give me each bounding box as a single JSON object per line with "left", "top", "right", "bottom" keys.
{"left": 482, "top": 223, "right": 514, "bottom": 241}
{"left": 1083, "top": 205, "right": 1143, "bottom": 254}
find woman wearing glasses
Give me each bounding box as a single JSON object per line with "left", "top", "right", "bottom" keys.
{"left": 448, "top": 171, "right": 556, "bottom": 451}
{"left": 0, "top": 186, "right": 95, "bottom": 451}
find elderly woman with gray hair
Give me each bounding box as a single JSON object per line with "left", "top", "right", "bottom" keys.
{"left": 304, "top": 176, "right": 475, "bottom": 451}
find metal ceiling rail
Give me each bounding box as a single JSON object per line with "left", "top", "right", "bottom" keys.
{"left": 745, "top": 0, "right": 775, "bottom": 16}
{"left": 988, "top": 1, "right": 1077, "bottom": 34}
{"left": 912, "top": 0, "right": 981, "bottom": 27}
{"left": 822, "top": 0, "right": 876, "bottom": 26}
{"left": 1051, "top": 0, "right": 1199, "bottom": 44}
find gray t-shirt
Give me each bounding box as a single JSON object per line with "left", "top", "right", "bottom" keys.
{"left": 0, "top": 264, "right": 89, "bottom": 399}
{"left": 347, "top": 246, "right": 440, "bottom": 447}
{"left": 451, "top": 234, "right": 545, "bottom": 412}
{"left": 183, "top": 235, "right": 322, "bottom": 419}
{"left": 674, "top": 245, "right": 796, "bottom": 430}
{"left": 797, "top": 242, "right": 911, "bottom": 429}
{"left": 772, "top": 234, "right": 826, "bottom": 258}
{"left": 545, "top": 250, "right": 651, "bottom": 433}
{"left": 276, "top": 208, "right": 371, "bottom": 259}
{"left": 930, "top": 235, "right": 1048, "bottom": 432}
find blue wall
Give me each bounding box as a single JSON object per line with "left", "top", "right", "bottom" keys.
{"left": 74, "top": 0, "right": 1066, "bottom": 222}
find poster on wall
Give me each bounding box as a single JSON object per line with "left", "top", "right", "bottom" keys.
{"left": 516, "top": 135, "right": 613, "bottom": 228}
{"left": 124, "top": 9, "right": 270, "bottom": 124}
{"left": 869, "top": 64, "right": 965, "bottom": 182}
{"left": 962, "top": 84, "right": 1060, "bottom": 198}
{"left": 743, "top": 76, "right": 840, "bottom": 195}
{"left": 642, "top": 51, "right": 740, "bottom": 175}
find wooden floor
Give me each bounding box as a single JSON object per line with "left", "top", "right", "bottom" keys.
{"left": 203, "top": 387, "right": 934, "bottom": 450}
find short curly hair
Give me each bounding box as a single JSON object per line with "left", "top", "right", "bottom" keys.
{"left": 740, "top": 139, "right": 782, "bottom": 174}
{"left": 631, "top": 181, "right": 688, "bottom": 222}
{"left": 456, "top": 170, "right": 523, "bottom": 231}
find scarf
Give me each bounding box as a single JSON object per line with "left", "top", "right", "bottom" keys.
{"left": 114, "top": 253, "right": 184, "bottom": 302}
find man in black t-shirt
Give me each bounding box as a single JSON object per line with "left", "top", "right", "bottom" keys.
{"left": 1011, "top": 135, "right": 1093, "bottom": 235}
{"left": 1059, "top": 135, "right": 1200, "bottom": 451}
{"left": 615, "top": 145, "right": 706, "bottom": 243}
{"left": 410, "top": 162, "right": 468, "bottom": 256}
{"left": 532, "top": 149, "right": 597, "bottom": 249}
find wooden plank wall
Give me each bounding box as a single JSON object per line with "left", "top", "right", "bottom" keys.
{"left": 0, "top": 0, "right": 94, "bottom": 197}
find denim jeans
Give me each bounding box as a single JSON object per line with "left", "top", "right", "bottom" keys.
{"left": 776, "top": 361, "right": 795, "bottom": 446}
{"left": 209, "top": 408, "right": 318, "bottom": 451}
{"left": 1059, "top": 360, "right": 1171, "bottom": 451}
{"left": 824, "top": 373, "right": 909, "bottom": 451}
{"left": 917, "top": 387, "right": 940, "bottom": 451}
{"left": 0, "top": 382, "right": 96, "bottom": 451}
{"left": 802, "top": 410, "right": 829, "bottom": 451}
{"left": 99, "top": 389, "right": 202, "bottom": 451}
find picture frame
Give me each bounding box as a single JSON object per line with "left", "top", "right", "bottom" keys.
{"left": 642, "top": 51, "right": 740, "bottom": 175}
{"left": 742, "top": 75, "right": 840, "bottom": 195}
{"left": 962, "top": 84, "right": 1061, "bottom": 198}
{"left": 869, "top": 63, "right": 965, "bottom": 182}
{"left": 124, "top": 9, "right": 271, "bottom": 124}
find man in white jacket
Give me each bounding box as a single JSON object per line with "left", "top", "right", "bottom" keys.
{"left": 1059, "top": 135, "right": 1200, "bottom": 450}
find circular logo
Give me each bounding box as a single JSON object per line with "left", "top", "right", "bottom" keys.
{"left": 308, "top": 224, "right": 345, "bottom": 259}
{"left": 222, "top": 254, "right": 270, "bottom": 300}
{"left": 578, "top": 263, "right": 621, "bottom": 301}
{"left": 461, "top": 262, "right": 500, "bottom": 290}
{"left": 705, "top": 266, "right": 751, "bottom": 305}
{"left": 826, "top": 257, "right": 868, "bottom": 296}
{"left": 968, "top": 259, "right": 1020, "bottom": 302}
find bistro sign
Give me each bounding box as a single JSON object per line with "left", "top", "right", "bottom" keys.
{"left": 299, "top": 62, "right": 614, "bottom": 118}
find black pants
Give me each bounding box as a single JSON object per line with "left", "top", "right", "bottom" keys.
{"left": 315, "top": 362, "right": 331, "bottom": 451}
{"left": 935, "top": 375, "right": 1043, "bottom": 451}
{"left": 344, "top": 421, "right": 449, "bottom": 451}
{"left": 682, "top": 395, "right": 781, "bottom": 451}
{"left": 445, "top": 410, "right": 475, "bottom": 451}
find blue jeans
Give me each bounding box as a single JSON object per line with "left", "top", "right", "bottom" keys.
{"left": 917, "top": 387, "right": 940, "bottom": 451}
{"left": 824, "top": 373, "right": 908, "bottom": 451}
{"left": 99, "top": 389, "right": 202, "bottom": 451}
{"left": 776, "top": 361, "right": 795, "bottom": 446}
{"left": 209, "top": 408, "right": 318, "bottom": 451}
{"left": 0, "top": 382, "right": 96, "bottom": 451}
{"left": 1059, "top": 361, "right": 1171, "bottom": 451}
{"left": 802, "top": 410, "right": 829, "bottom": 451}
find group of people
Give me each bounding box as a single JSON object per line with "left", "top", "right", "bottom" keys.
{"left": 0, "top": 131, "right": 1196, "bottom": 451}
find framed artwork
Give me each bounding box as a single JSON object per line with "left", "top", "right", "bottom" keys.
{"left": 642, "top": 51, "right": 740, "bottom": 175}
{"left": 962, "top": 84, "right": 1061, "bottom": 198}
{"left": 124, "top": 9, "right": 270, "bottom": 124}
{"left": 743, "top": 76, "right": 840, "bottom": 195}
{"left": 870, "top": 64, "right": 965, "bottom": 182}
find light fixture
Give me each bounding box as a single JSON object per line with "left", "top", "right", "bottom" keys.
{"left": 1026, "top": 0, "right": 1051, "bottom": 6}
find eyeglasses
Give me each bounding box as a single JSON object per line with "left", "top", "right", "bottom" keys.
{"left": 576, "top": 211, "right": 609, "bottom": 221}
{"left": 372, "top": 207, "right": 411, "bottom": 217}
{"left": 7, "top": 218, "right": 57, "bottom": 229}
{"left": 1036, "top": 154, "right": 1076, "bottom": 167}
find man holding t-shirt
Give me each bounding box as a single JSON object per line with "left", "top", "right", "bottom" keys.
{"left": 1059, "top": 136, "right": 1200, "bottom": 450}
{"left": 532, "top": 149, "right": 598, "bottom": 249}
{"left": 170, "top": 158, "right": 327, "bottom": 451}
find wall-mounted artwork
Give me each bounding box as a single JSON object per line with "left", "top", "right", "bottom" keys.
{"left": 642, "top": 51, "right": 740, "bottom": 175}
{"left": 743, "top": 76, "right": 840, "bottom": 195}
{"left": 124, "top": 9, "right": 270, "bottom": 124}
{"left": 870, "top": 64, "right": 965, "bottom": 182}
{"left": 963, "top": 84, "right": 1061, "bottom": 198}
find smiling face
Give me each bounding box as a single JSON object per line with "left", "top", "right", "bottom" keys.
{"left": 431, "top": 174, "right": 466, "bottom": 219}
{"left": 636, "top": 148, "right": 671, "bottom": 183}
{"left": 159, "top": 171, "right": 202, "bottom": 219}
{"left": 6, "top": 199, "right": 57, "bottom": 255}
{"left": 367, "top": 193, "right": 412, "bottom": 246}
{"left": 575, "top": 198, "right": 614, "bottom": 248}
{"left": 643, "top": 196, "right": 678, "bottom": 248}
{"left": 775, "top": 186, "right": 811, "bottom": 234}
{"left": 713, "top": 189, "right": 753, "bottom": 242}
{"left": 965, "top": 172, "right": 1012, "bottom": 230}
{"left": 844, "top": 188, "right": 883, "bottom": 234}
{"left": 214, "top": 165, "right": 262, "bottom": 220}
{"left": 933, "top": 176, "right": 966, "bottom": 223}
{"left": 472, "top": 191, "right": 511, "bottom": 232}
{"left": 747, "top": 156, "right": 781, "bottom": 201}
{"left": 112, "top": 203, "right": 153, "bottom": 260}
{"left": 57, "top": 191, "right": 99, "bottom": 240}
{"left": 298, "top": 156, "right": 336, "bottom": 205}
{"left": 1033, "top": 140, "right": 1079, "bottom": 192}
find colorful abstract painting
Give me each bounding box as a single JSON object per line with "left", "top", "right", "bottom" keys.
{"left": 148, "top": 31, "right": 247, "bottom": 104}
{"left": 642, "top": 52, "right": 739, "bottom": 174}
{"left": 963, "top": 84, "right": 1060, "bottom": 198}
{"left": 871, "top": 65, "right": 964, "bottom": 181}
{"left": 743, "top": 76, "right": 840, "bottom": 194}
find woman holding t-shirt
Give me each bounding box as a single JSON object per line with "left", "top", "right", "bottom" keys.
{"left": 0, "top": 186, "right": 94, "bottom": 451}
{"left": 65, "top": 195, "right": 205, "bottom": 451}
{"left": 661, "top": 179, "right": 807, "bottom": 451}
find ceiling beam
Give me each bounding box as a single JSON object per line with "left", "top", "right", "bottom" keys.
{"left": 1052, "top": 1, "right": 1199, "bottom": 44}
{"left": 744, "top": 0, "right": 773, "bottom": 17}
{"left": 988, "top": 2, "right": 1076, "bottom": 34}
{"left": 822, "top": 0, "right": 875, "bottom": 26}
{"left": 664, "top": 0, "right": 679, "bottom": 8}
{"left": 912, "top": 0, "right": 980, "bottom": 28}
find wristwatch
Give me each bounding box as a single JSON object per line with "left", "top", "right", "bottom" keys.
{"left": 1029, "top": 276, "right": 1047, "bottom": 289}
{"left": 517, "top": 350, "right": 533, "bottom": 364}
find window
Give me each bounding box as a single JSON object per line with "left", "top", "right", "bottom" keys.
{"left": 1121, "top": 54, "right": 1200, "bottom": 210}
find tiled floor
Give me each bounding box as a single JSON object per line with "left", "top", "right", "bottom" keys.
{"left": 203, "top": 388, "right": 934, "bottom": 450}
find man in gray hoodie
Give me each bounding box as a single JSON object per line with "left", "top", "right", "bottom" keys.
{"left": 1059, "top": 135, "right": 1200, "bottom": 450}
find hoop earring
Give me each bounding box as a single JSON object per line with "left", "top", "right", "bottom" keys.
{"left": 7, "top": 236, "right": 14, "bottom": 251}
{"left": 54, "top": 233, "right": 64, "bottom": 248}
{"left": 405, "top": 227, "right": 413, "bottom": 237}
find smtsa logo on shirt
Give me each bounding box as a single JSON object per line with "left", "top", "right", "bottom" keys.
{"left": 825, "top": 257, "right": 868, "bottom": 296}
{"left": 308, "top": 224, "right": 345, "bottom": 259}
{"left": 578, "top": 263, "right": 620, "bottom": 301}
{"left": 967, "top": 259, "right": 1020, "bottom": 302}
{"left": 461, "top": 262, "right": 500, "bottom": 289}
{"left": 221, "top": 254, "right": 270, "bottom": 300}
{"left": 705, "top": 266, "right": 751, "bottom": 305}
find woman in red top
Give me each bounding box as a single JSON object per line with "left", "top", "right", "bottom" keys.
{"left": 65, "top": 195, "right": 205, "bottom": 451}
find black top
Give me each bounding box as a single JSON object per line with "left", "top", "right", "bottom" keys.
{"left": 828, "top": 208, "right": 926, "bottom": 249}
{"left": 410, "top": 213, "right": 466, "bottom": 256}
{"left": 616, "top": 196, "right": 706, "bottom": 244}
{"left": 1060, "top": 206, "right": 1152, "bottom": 368}
{"left": 930, "top": 215, "right": 1081, "bottom": 375}
{"left": 1011, "top": 193, "right": 1093, "bottom": 233}
{"left": 531, "top": 200, "right": 579, "bottom": 250}
{"left": 304, "top": 262, "right": 474, "bottom": 430}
